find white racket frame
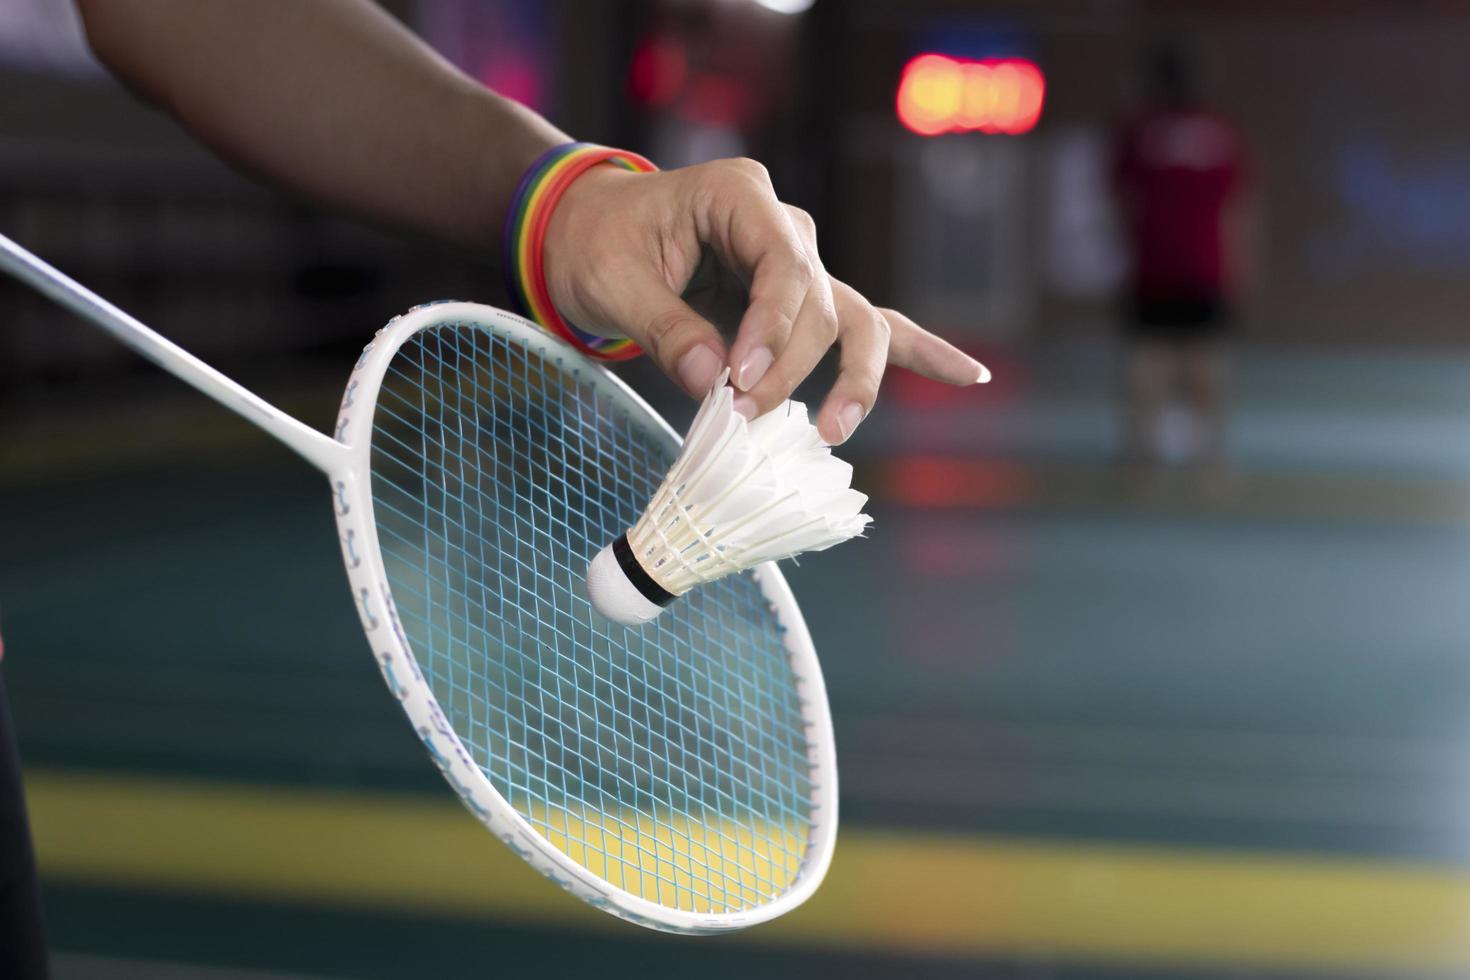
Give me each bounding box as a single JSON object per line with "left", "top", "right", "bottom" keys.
{"left": 0, "top": 233, "right": 839, "bottom": 934}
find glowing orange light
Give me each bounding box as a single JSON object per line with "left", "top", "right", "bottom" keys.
{"left": 896, "top": 54, "right": 1045, "bottom": 136}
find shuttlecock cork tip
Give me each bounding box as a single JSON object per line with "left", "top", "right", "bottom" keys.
{"left": 587, "top": 534, "right": 673, "bottom": 626}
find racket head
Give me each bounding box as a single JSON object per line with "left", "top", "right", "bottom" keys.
{"left": 328, "top": 302, "right": 838, "bottom": 933}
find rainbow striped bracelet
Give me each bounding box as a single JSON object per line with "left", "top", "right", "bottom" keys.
{"left": 503, "top": 142, "right": 658, "bottom": 361}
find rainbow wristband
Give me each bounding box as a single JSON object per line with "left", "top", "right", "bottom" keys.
{"left": 503, "top": 142, "right": 657, "bottom": 361}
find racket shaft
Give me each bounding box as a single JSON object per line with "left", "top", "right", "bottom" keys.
{"left": 0, "top": 232, "right": 344, "bottom": 473}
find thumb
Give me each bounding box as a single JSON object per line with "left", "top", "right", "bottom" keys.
{"left": 615, "top": 277, "right": 729, "bottom": 399}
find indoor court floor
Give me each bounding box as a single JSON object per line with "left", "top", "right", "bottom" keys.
{"left": 5, "top": 340, "right": 1470, "bottom": 979}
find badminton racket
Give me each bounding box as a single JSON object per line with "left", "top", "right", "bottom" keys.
{"left": 0, "top": 231, "right": 838, "bottom": 934}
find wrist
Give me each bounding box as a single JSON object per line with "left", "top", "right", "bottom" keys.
{"left": 542, "top": 165, "right": 640, "bottom": 334}
{"left": 501, "top": 142, "right": 657, "bottom": 360}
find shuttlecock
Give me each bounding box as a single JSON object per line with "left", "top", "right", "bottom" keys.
{"left": 587, "top": 370, "right": 871, "bottom": 625}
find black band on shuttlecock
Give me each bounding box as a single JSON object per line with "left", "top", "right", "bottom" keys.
{"left": 612, "top": 533, "right": 676, "bottom": 607}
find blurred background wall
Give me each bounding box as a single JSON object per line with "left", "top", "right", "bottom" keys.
{"left": 7, "top": 0, "right": 1470, "bottom": 380}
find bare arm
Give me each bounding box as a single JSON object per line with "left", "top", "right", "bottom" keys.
{"left": 76, "top": 0, "right": 986, "bottom": 443}
{"left": 77, "top": 0, "right": 564, "bottom": 250}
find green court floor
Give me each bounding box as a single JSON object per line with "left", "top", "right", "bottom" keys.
{"left": 6, "top": 343, "right": 1470, "bottom": 978}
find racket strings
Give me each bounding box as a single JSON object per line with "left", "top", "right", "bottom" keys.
{"left": 370, "top": 325, "right": 815, "bottom": 913}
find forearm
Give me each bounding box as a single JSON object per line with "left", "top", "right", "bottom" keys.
{"left": 77, "top": 0, "right": 567, "bottom": 251}
{"left": 74, "top": 0, "right": 985, "bottom": 431}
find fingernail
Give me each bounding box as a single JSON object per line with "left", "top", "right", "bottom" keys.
{"left": 973, "top": 361, "right": 992, "bottom": 384}
{"left": 733, "top": 393, "right": 758, "bottom": 420}
{"left": 735, "top": 347, "right": 773, "bottom": 391}
{"left": 677, "top": 344, "right": 721, "bottom": 396}
{"left": 836, "top": 402, "right": 866, "bottom": 442}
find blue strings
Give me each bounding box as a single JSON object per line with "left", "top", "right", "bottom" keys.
{"left": 369, "top": 324, "right": 814, "bottom": 912}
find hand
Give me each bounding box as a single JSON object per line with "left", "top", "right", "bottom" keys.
{"left": 542, "top": 157, "right": 989, "bottom": 444}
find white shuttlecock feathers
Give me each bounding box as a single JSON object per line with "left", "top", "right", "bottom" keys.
{"left": 586, "top": 370, "right": 871, "bottom": 625}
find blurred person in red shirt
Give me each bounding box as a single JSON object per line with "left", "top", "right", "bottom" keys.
{"left": 1111, "top": 45, "right": 1249, "bottom": 469}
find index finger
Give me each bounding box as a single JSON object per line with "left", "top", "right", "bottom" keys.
{"left": 882, "top": 308, "right": 991, "bottom": 385}
{"left": 696, "top": 158, "right": 814, "bottom": 391}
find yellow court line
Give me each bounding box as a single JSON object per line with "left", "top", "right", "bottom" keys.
{"left": 25, "top": 768, "right": 1470, "bottom": 972}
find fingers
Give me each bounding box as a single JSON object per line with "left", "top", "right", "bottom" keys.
{"left": 727, "top": 237, "right": 805, "bottom": 393}
{"left": 731, "top": 209, "right": 837, "bottom": 419}
{"left": 727, "top": 202, "right": 839, "bottom": 420}
{"left": 734, "top": 282, "right": 838, "bottom": 420}
{"left": 882, "top": 307, "right": 991, "bottom": 385}
{"left": 815, "top": 280, "right": 890, "bottom": 444}
{"left": 696, "top": 160, "right": 811, "bottom": 395}
{"left": 613, "top": 273, "right": 729, "bottom": 398}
